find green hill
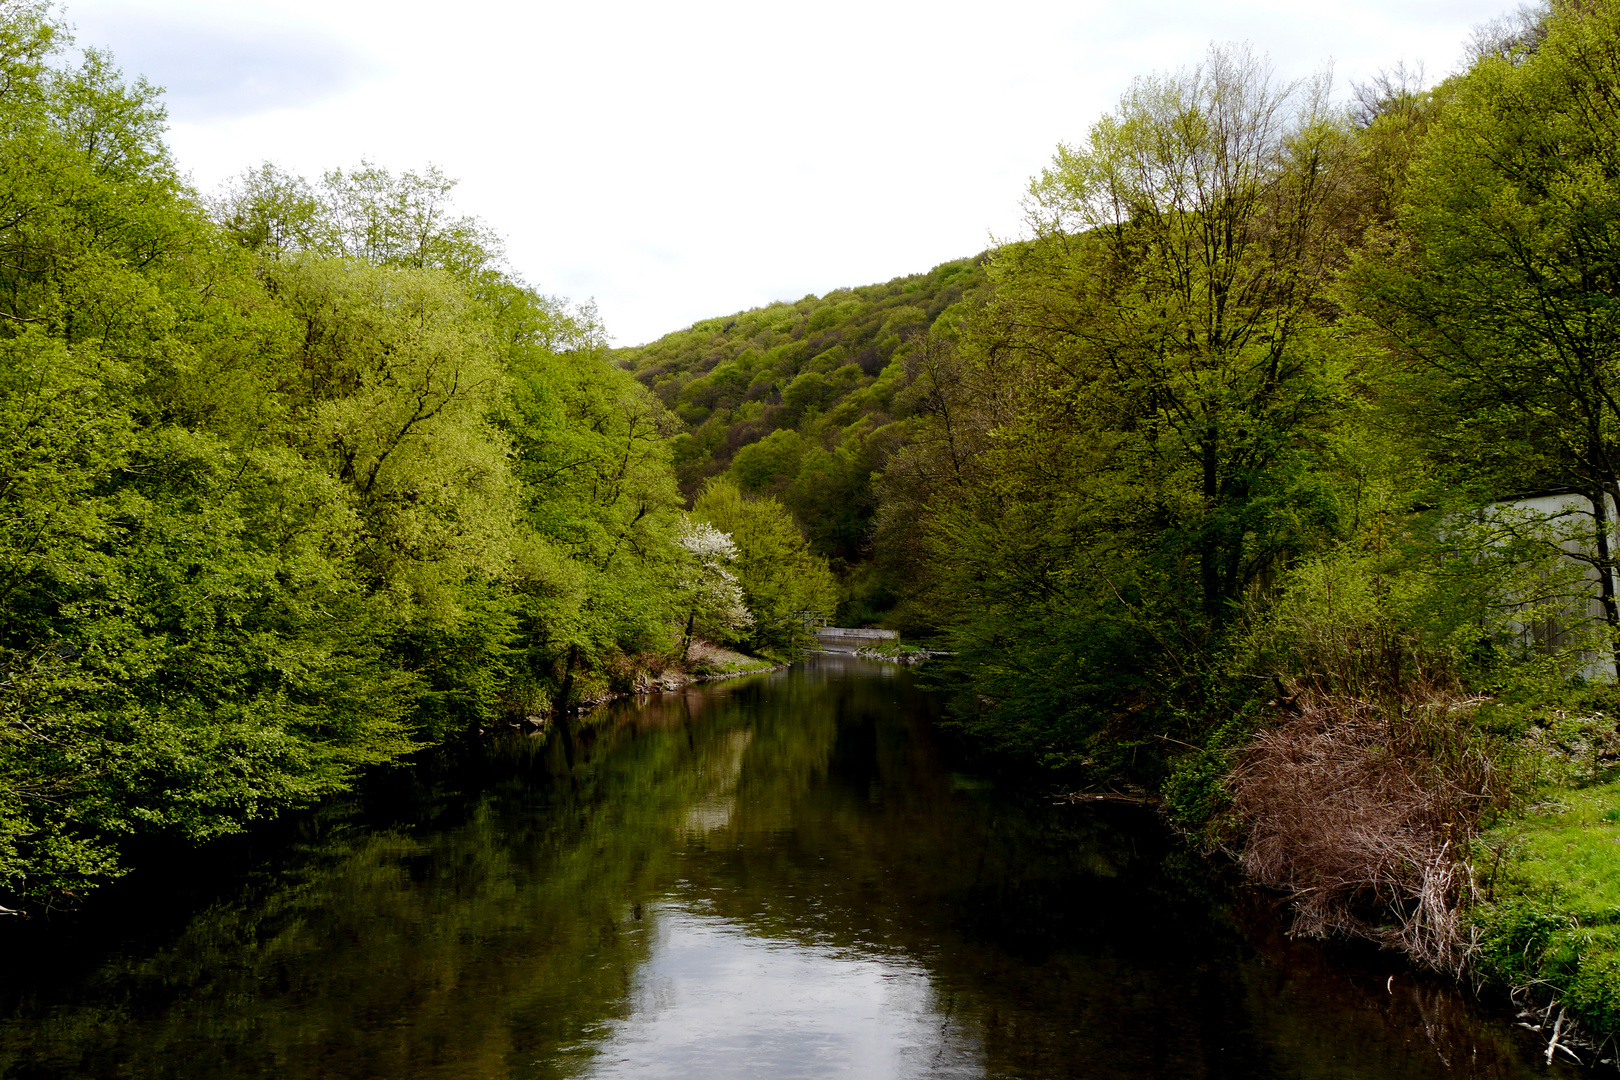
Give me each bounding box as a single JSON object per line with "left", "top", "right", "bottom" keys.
{"left": 613, "top": 255, "right": 988, "bottom": 596}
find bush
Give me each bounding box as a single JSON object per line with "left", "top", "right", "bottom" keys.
{"left": 1224, "top": 550, "right": 1527, "bottom": 974}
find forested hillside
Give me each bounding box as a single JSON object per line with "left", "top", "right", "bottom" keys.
{"left": 613, "top": 259, "right": 987, "bottom": 621}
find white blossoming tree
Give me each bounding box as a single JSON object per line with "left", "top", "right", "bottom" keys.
{"left": 675, "top": 517, "right": 753, "bottom": 660}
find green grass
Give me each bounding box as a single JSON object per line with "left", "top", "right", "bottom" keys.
{"left": 1473, "top": 777, "right": 1620, "bottom": 1038}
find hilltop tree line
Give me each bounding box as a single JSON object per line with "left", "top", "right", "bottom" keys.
{"left": 0, "top": 3, "right": 835, "bottom": 906}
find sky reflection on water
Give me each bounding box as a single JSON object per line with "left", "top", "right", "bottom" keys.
{"left": 585, "top": 905, "right": 979, "bottom": 1080}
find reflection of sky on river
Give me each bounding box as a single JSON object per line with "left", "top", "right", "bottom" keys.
{"left": 583, "top": 905, "right": 981, "bottom": 1079}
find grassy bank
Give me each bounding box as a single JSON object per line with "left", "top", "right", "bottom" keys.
{"left": 1473, "top": 776, "right": 1620, "bottom": 1057}
{"left": 683, "top": 642, "right": 779, "bottom": 680}
{"left": 536, "top": 641, "right": 779, "bottom": 718}
{"left": 1203, "top": 674, "right": 1620, "bottom": 1065}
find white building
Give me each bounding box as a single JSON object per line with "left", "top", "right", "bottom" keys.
{"left": 1488, "top": 489, "right": 1619, "bottom": 682}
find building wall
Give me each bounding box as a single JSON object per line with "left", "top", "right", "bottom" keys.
{"left": 1490, "top": 491, "right": 1618, "bottom": 682}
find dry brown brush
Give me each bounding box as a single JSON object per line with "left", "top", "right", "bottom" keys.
{"left": 1228, "top": 631, "right": 1520, "bottom": 975}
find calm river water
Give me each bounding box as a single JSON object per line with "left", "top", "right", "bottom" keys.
{"left": 0, "top": 655, "right": 1585, "bottom": 1078}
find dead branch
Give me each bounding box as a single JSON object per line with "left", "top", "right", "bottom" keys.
{"left": 1227, "top": 675, "right": 1519, "bottom": 976}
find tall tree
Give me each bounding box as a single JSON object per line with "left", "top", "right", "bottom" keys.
{"left": 873, "top": 46, "right": 1368, "bottom": 771}
{"left": 1350, "top": 0, "right": 1620, "bottom": 676}
{"left": 1007, "top": 44, "right": 1359, "bottom": 631}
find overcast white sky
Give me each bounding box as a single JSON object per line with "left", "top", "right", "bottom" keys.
{"left": 62, "top": 0, "right": 1501, "bottom": 344}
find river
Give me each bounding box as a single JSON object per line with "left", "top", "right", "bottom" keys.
{"left": 0, "top": 654, "right": 1584, "bottom": 1078}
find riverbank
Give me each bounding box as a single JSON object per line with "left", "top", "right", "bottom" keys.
{"left": 852, "top": 641, "right": 933, "bottom": 664}
{"left": 1220, "top": 691, "right": 1620, "bottom": 1068}
{"left": 1472, "top": 777, "right": 1620, "bottom": 1064}
{"left": 627, "top": 641, "right": 780, "bottom": 694}
{"left": 1192, "top": 681, "right": 1620, "bottom": 1069}
{"left": 507, "top": 640, "right": 781, "bottom": 729}
{"left": 889, "top": 643, "right": 1620, "bottom": 1067}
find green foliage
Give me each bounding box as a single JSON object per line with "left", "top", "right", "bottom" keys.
{"left": 492, "top": 290, "right": 686, "bottom": 711}
{"left": 615, "top": 257, "right": 990, "bottom": 582}
{"left": 1349, "top": 0, "right": 1620, "bottom": 676}
{"left": 266, "top": 258, "right": 520, "bottom": 598}
{"left": 217, "top": 159, "right": 504, "bottom": 281}
{"left": 1474, "top": 780, "right": 1620, "bottom": 1038}
{"left": 875, "top": 47, "right": 1372, "bottom": 786}
{"left": 692, "top": 478, "right": 837, "bottom": 659}
{"left": 1235, "top": 516, "right": 1596, "bottom": 702}
{"left": 0, "top": 7, "right": 381, "bottom": 901}
{"left": 1015, "top": 47, "right": 1358, "bottom": 630}
{"left": 0, "top": 5, "right": 760, "bottom": 908}
{"left": 728, "top": 428, "right": 804, "bottom": 494}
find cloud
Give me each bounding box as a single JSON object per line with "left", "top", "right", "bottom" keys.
{"left": 67, "top": 7, "right": 382, "bottom": 122}
{"left": 56, "top": 0, "right": 1503, "bottom": 344}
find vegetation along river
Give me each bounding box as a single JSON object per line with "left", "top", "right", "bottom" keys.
{"left": 0, "top": 656, "right": 1583, "bottom": 1078}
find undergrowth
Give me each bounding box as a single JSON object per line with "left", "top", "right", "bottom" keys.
{"left": 1211, "top": 552, "right": 1531, "bottom": 975}
{"left": 1227, "top": 674, "right": 1519, "bottom": 974}
{"left": 1473, "top": 777, "right": 1620, "bottom": 1049}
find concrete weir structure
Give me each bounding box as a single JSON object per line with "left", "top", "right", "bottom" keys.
{"left": 813, "top": 627, "right": 897, "bottom": 653}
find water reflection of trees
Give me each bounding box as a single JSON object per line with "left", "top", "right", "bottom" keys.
{"left": 0, "top": 660, "right": 1559, "bottom": 1080}
{"left": 658, "top": 662, "right": 1555, "bottom": 1080}
{"left": 0, "top": 677, "right": 780, "bottom": 1080}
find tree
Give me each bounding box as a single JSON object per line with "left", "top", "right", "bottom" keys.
{"left": 266, "top": 257, "right": 519, "bottom": 602}
{"left": 1008, "top": 44, "right": 1359, "bottom": 632}
{"left": 692, "top": 478, "right": 836, "bottom": 658}
{"left": 673, "top": 518, "right": 752, "bottom": 659}
{"left": 495, "top": 288, "right": 685, "bottom": 712}
{"left": 217, "top": 160, "right": 504, "bottom": 282}
{"left": 1350, "top": 0, "right": 1620, "bottom": 676}
{"left": 869, "top": 46, "right": 1371, "bottom": 774}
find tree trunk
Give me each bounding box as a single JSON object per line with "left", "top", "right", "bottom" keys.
{"left": 554, "top": 643, "right": 580, "bottom": 718}
{"left": 1594, "top": 488, "right": 1620, "bottom": 682}
{"left": 681, "top": 609, "right": 696, "bottom": 665}
{"left": 1201, "top": 435, "right": 1221, "bottom": 628}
